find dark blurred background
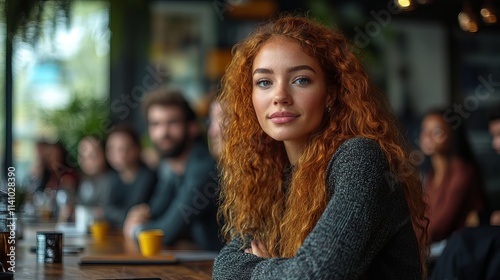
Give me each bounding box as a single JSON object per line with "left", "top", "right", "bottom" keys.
{"left": 1, "top": 0, "right": 500, "bottom": 203}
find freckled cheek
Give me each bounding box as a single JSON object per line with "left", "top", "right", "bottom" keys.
{"left": 303, "top": 97, "right": 326, "bottom": 120}
{"left": 251, "top": 95, "right": 267, "bottom": 122}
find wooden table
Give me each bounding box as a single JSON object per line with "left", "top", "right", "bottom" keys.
{"left": 13, "top": 222, "right": 214, "bottom": 279}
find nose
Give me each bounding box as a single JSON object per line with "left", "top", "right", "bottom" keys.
{"left": 151, "top": 123, "right": 169, "bottom": 141}
{"left": 273, "top": 83, "right": 292, "bottom": 106}
{"left": 160, "top": 121, "right": 173, "bottom": 135}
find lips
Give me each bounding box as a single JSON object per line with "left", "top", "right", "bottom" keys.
{"left": 269, "top": 111, "right": 299, "bottom": 124}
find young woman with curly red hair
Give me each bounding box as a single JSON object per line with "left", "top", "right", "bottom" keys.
{"left": 213, "top": 16, "right": 428, "bottom": 280}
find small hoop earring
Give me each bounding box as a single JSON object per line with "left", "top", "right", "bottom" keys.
{"left": 326, "top": 106, "right": 331, "bottom": 113}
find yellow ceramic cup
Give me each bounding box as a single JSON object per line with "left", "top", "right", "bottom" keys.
{"left": 90, "top": 221, "right": 109, "bottom": 243}
{"left": 138, "top": 229, "right": 164, "bottom": 257}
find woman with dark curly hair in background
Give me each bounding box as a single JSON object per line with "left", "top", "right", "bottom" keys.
{"left": 420, "top": 109, "right": 488, "bottom": 243}
{"left": 212, "top": 15, "right": 429, "bottom": 280}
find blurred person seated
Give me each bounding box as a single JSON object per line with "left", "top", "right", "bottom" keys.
{"left": 76, "top": 136, "right": 116, "bottom": 229}
{"left": 123, "top": 89, "right": 222, "bottom": 251}
{"left": 28, "top": 140, "right": 79, "bottom": 222}
{"left": 420, "top": 109, "right": 488, "bottom": 243}
{"left": 30, "top": 140, "right": 79, "bottom": 193}
{"left": 104, "top": 124, "right": 157, "bottom": 228}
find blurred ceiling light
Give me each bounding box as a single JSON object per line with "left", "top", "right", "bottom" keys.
{"left": 458, "top": 12, "right": 479, "bottom": 32}
{"left": 481, "top": 0, "right": 497, "bottom": 24}
{"left": 458, "top": 1, "right": 479, "bottom": 32}
{"left": 396, "top": 0, "right": 415, "bottom": 11}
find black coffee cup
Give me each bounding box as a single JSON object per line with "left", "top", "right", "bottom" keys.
{"left": 0, "top": 272, "right": 13, "bottom": 280}
{"left": 36, "top": 232, "right": 63, "bottom": 263}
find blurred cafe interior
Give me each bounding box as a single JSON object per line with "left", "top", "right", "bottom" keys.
{"left": 0, "top": 0, "right": 500, "bottom": 277}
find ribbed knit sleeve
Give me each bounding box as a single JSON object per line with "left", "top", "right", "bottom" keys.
{"left": 212, "top": 138, "right": 421, "bottom": 280}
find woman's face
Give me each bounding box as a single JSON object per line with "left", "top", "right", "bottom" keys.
{"left": 106, "top": 132, "right": 140, "bottom": 171}
{"left": 420, "top": 114, "right": 451, "bottom": 156}
{"left": 78, "top": 138, "right": 107, "bottom": 176}
{"left": 251, "top": 36, "right": 328, "bottom": 146}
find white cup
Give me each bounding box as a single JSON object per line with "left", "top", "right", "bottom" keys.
{"left": 75, "top": 205, "right": 95, "bottom": 233}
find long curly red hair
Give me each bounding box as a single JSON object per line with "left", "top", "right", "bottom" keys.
{"left": 218, "top": 15, "right": 428, "bottom": 273}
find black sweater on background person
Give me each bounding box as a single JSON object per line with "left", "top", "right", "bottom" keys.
{"left": 104, "top": 165, "right": 156, "bottom": 227}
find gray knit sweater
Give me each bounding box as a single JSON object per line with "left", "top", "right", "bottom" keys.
{"left": 212, "top": 138, "right": 422, "bottom": 280}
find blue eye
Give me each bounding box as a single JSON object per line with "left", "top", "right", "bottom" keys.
{"left": 256, "top": 79, "right": 272, "bottom": 88}
{"left": 293, "top": 77, "right": 310, "bottom": 85}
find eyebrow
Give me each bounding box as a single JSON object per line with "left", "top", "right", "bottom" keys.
{"left": 253, "top": 68, "right": 273, "bottom": 75}
{"left": 252, "top": 65, "right": 316, "bottom": 75}
{"left": 287, "top": 65, "right": 316, "bottom": 74}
